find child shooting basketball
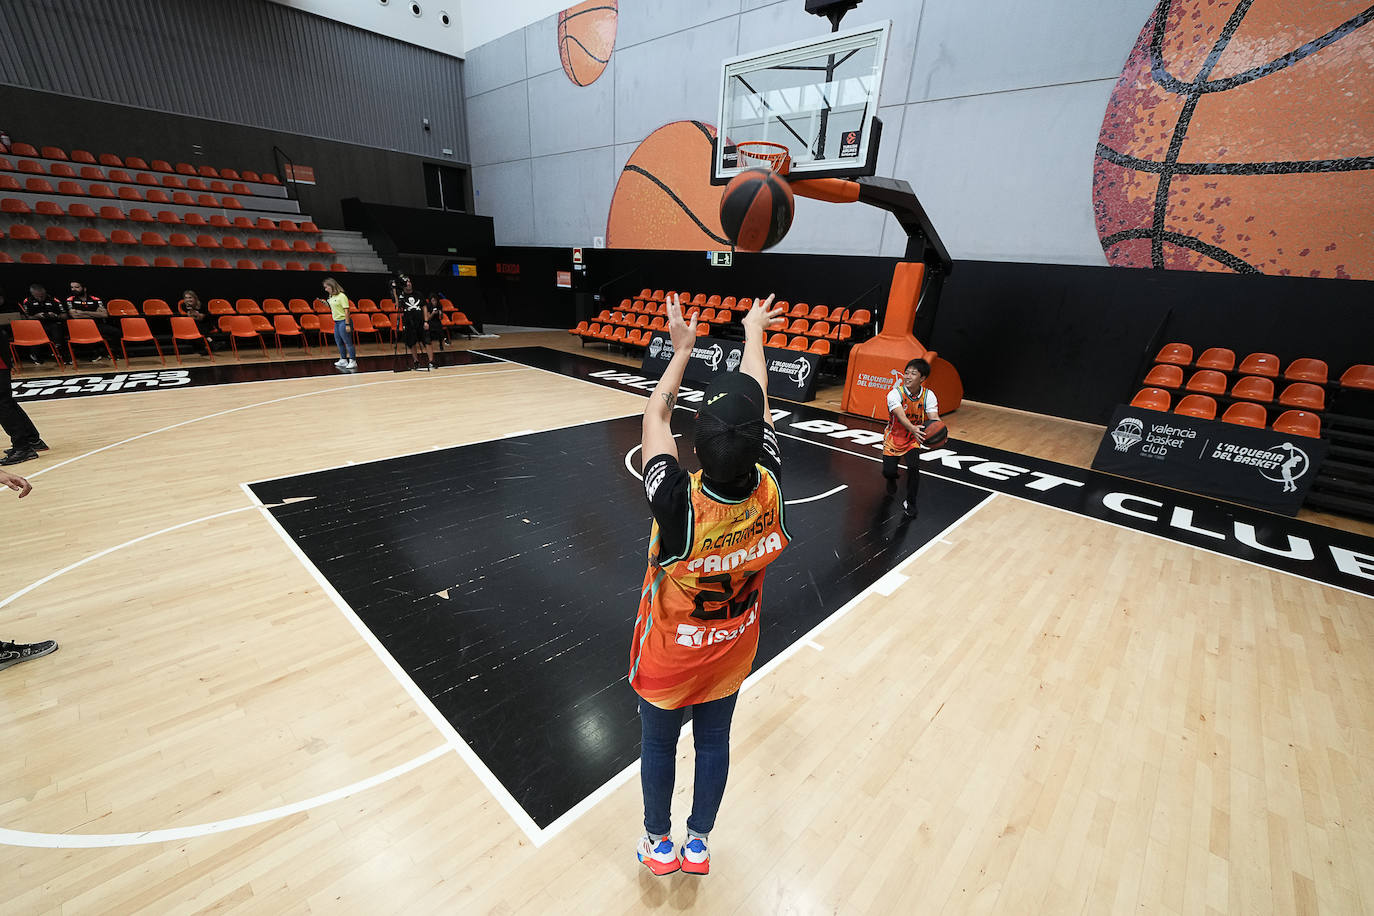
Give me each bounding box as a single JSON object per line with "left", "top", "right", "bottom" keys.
{"left": 883, "top": 357, "right": 940, "bottom": 518}
{"left": 629, "top": 292, "right": 788, "bottom": 876}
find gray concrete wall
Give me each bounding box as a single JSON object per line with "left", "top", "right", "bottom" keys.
{"left": 464, "top": 0, "right": 1157, "bottom": 261}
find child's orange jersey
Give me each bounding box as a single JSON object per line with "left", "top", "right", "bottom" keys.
{"left": 629, "top": 466, "right": 789, "bottom": 709}
{"left": 883, "top": 382, "right": 931, "bottom": 456}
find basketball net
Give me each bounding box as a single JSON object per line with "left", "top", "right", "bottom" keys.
{"left": 735, "top": 140, "right": 860, "bottom": 205}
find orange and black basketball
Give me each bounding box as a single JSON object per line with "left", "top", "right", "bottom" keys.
{"left": 921, "top": 420, "right": 949, "bottom": 448}
{"left": 719, "top": 168, "right": 794, "bottom": 252}
{"left": 558, "top": 0, "right": 617, "bottom": 87}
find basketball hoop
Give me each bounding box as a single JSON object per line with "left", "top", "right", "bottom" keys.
{"left": 736, "top": 141, "right": 791, "bottom": 176}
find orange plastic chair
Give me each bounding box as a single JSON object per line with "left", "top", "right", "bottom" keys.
{"left": 123, "top": 255, "right": 150, "bottom": 267}
{"left": 1237, "top": 352, "right": 1280, "bottom": 377}
{"left": 1155, "top": 343, "right": 1193, "bottom": 366}
{"left": 272, "top": 314, "right": 312, "bottom": 356}
{"left": 287, "top": 298, "right": 313, "bottom": 314}
{"left": 1230, "top": 376, "right": 1274, "bottom": 403}
{"left": 788, "top": 303, "right": 808, "bottom": 318}
{"left": 1130, "top": 388, "right": 1172, "bottom": 411}
{"left": 19, "top": 252, "right": 51, "bottom": 265}
{"left": 54, "top": 254, "right": 84, "bottom": 266}
{"left": 182, "top": 257, "right": 206, "bottom": 268}
{"left": 1278, "top": 382, "right": 1325, "bottom": 411}
{"left": 1284, "top": 358, "right": 1328, "bottom": 384}
{"left": 66, "top": 319, "right": 117, "bottom": 366}
{"left": 143, "top": 299, "right": 173, "bottom": 316}
{"left": 370, "top": 311, "right": 394, "bottom": 342}
{"left": 261, "top": 261, "right": 283, "bottom": 271}
{"left": 1184, "top": 370, "right": 1227, "bottom": 394}
{"left": 1195, "top": 347, "right": 1236, "bottom": 371}
{"left": 787, "top": 337, "right": 809, "bottom": 351}
{"left": 106, "top": 299, "right": 139, "bottom": 317}
{"left": 235, "top": 298, "right": 263, "bottom": 315}
{"left": 299, "top": 313, "right": 325, "bottom": 346}
{"left": 119, "top": 317, "right": 164, "bottom": 366}
{"left": 78, "top": 228, "right": 108, "bottom": 244}
{"left": 7, "top": 320, "right": 63, "bottom": 372}
{"left": 1143, "top": 364, "right": 1184, "bottom": 389}
{"left": 207, "top": 298, "right": 234, "bottom": 316}
{"left": 765, "top": 332, "right": 787, "bottom": 348}
{"left": 351, "top": 312, "right": 382, "bottom": 347}
{"left": 1221, "top": 402, "right": 1267, "bottom": 428}
{"left": 1174, "top": 394, "right": 1217, "bottom": 420}
{"left": 314, "top": 298, "right": 333, "bottom": 314}
{"left": 570, "top": 321, "right": 589, "bottom": 336}
{"left": 1272, "top": 410, "right": 1322, "bottom": 438}
{"left": 807, "top": 321, "right": 830, "bottom": 338}
{"left": 90, "top": 254, "right": 118, "bottom": 266}
{"left": 263, "top": 298, "right": 288, "bottom": 315}
{"left": 223, "top": 315, "right": 269, "bottom": 360}
{"left": 808, "top": 338, "right": 831, "bottom": 357}
{"left": 1339, "top": 365, "right": 1374, "bottom": 390}
{"left": 807, "top": 305, "right": 829, "bottom": 321}
{"left": 787, "top": 318, "right": 809, "bottom": 335}
{"left": 355, "top": 298, "right": 379, "bottom": 313}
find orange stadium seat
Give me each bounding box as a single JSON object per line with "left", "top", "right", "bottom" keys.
{"left": 1195, "top": 347, "right": 1235, "bottom": 371}
{"left": 1184, "top": 370, "right": 1227, "bottom": 394}
{"left": 71, "top": 150, "right": 97, "bottom": 164}
{"left": 68, "top": 203, "right": 97, "bottom": 218}
{"left": 40, "top": 146, "right": 67, "bottom": 160}
{"left": 1174, "top": 394, "right": 1217, "bottom": 420}
{"left": 125, "top": 156, "right": 149, "bottom": 170}
{"left": 1238, "top": 352, "right": 1280, "bottom": 377}
{"left": 1155, "top": 342, "right": 1193, "bottom": 366}
{"left": 143, "top": 299, "right": 174, "bottom": 316}
{"left": 35, "top": 201, "right": 64, "bottom": 216}
{"left": 182, "top": 257, "right": 206, "bottom": 268}
{"left": 1272, "top": 410, "right": 1321, "bottom": 438}
{"left": 120, "top": 317, "right": 164, "bottom": 366}
{"left": 90, "top": 254, "right": 117, "bottom": 266}
{"left": 1221, "top": 402, "right": 1266, "bottom": 428}
{"left": 1278, "top": 382, "right": 1325, "bottom": 411}
{"left": 123, "top": 255, "right": 150, "bottom": 266}
{"left": 1230, "top": 376, "right": 1275, "bottom": 403}
{"left": 1339, "top": 365, "right": 1374, "bottom": 390}
{"left": 1284, "top": 358, "right": 1328, "bottom": 384}
{"left": 54, "top": 253, "right": 83, "bottom": 265}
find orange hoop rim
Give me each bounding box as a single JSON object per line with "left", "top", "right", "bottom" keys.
{"left": 735, "top": 140, "right": 791, "bottom": 176}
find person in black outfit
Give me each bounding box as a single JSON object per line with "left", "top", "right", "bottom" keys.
{"left": 66, "top": 281, "right": 111, "bottom": 364}
{"left": 19, "top": 284, "right": 69, "bottom": 366}
{"left": 0, "top": 349, "right": 47, "bottom": 465}
{"left": 0, "top": 467, "right": 60, "bottom": 670}
{"left": 397, "top": 277, "right": 434, "bottom": 371}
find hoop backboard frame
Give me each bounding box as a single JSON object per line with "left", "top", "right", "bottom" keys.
{"left": 711, "top": 20, "right": 891, "bottom": 185}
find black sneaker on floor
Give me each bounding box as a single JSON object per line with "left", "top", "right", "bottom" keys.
{"left": 902, "top": 499, "right": 918, "bottom": 519}
{"left": 28, "top": 439, "right": 49, "bottom": 452}
{"left": 0, "top": 446, "right": 39, "bottom": 466}
{"left": 0, "top": 639, "right": 58, "bottom": 672}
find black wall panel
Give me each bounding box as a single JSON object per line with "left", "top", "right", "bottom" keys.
{"left": 0, "top": 0, "right": 466, "bottom": 161}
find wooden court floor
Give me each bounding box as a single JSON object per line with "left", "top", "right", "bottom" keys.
{"left": 2, "top": 339, "right": 1372, "bottom": 914}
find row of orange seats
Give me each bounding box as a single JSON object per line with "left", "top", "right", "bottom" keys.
{"left": 4, "top": 141, "right": 281, "bottom": 185}
{"left": 1144, "top": 367, "right": 1328, "bottom": 411}
{"left": 0, "top": 173, "right": 249, "bottom": 209}
{"left": 6, "top": 224, "right": 332, "bottom": 254}
{"left": 9, "top": 316, "right": 213, "bottom": 369}
{"left": 1, "top": 199, "right": 320, "bottom": 234}
{"left": 1130, "top": 389, "right": 1321, "bottom": 437}
{"left": 1154, "top": 344, "right": 1374, "bottom": 390}
{"left": 2, "top": 157, "right": 267, "bottom": 198}
{"left": 572, "top": 321, "right": 834, "bottom": 358}
{"left": 0, "top": 250, "right": 343, "bottom": 270}
{"left": 630, "top": 289, "right": 872, "bottom": 326}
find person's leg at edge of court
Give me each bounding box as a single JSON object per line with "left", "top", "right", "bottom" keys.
{"left": 0, "top": 364, "right": 46, "bottom": 466}
{"left": 680, "top": 690, "right": 739, "bottom": 875}
{"left": 638, "top": 697, "right": 685, "bottom": 875}
{"left": 334, "top": 318, "right": 356, "bottom": 369}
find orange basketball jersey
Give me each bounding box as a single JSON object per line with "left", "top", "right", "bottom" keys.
{"left": 629, "top": 466, "right": 789, "bottom": 709}
{"left": 883, "top": 382, "right": 929, "bottom": 456}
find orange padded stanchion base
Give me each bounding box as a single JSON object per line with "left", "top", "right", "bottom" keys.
{"left": 841, "top": 261, "right": 963, "bottom": 419}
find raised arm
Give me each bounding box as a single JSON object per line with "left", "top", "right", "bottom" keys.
{"left": 641, "top": 293, "right": 698, "bottom": 467}
{"left": 738, "top": 295, "right": 787, "bottom": 427}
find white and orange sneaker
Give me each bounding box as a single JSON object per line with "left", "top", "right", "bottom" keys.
{"left": 636, "top": 835, "right": 680, "bottom": 876}
{"left": 679, "top": 834, "right": 709, "bottom": 875}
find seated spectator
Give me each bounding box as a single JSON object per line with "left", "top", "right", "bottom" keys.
{"left": 178, "top": 289, "right": 217, "bottom": 348}
{"left": 19, "top": 284, "right": 69, "bottom": 365}
{"left": 66, "top": 281, "right": 111, "bottom": 365}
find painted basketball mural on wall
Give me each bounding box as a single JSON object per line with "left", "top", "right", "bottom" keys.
{"left": 606, "top": 120, "right": 733, "bottom": 251}
{"left": 1093, "top": 1, "right": 1374, "bottom": 279}
{"left": 558, "top": 0, "right": 617, "bottom": 87}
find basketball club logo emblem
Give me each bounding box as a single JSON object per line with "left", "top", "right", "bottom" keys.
{"left": 1260, "top": 442, "right": 1311, "bottom": 493}
{"left": 1112, "top": 418, "right": 1144, "bottom": 451}
{"left": 647, "top": 337, "right": 663, "bottom": 359}
{"left": 726, "top": 349, "right": 742, "bottom": 372}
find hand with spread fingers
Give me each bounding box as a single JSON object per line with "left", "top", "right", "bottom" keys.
{"left": 741, "top": 293, "right": 786, "bottom": 338}
{"left": 666, "top": 293, "right": 699, "bottom": 352}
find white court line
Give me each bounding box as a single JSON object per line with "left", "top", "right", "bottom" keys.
{"left": 0, "top": 503, "right": 260, "bottom": 612}
{"left": 240, "top": 483, "right": 549, "bottom": 846}
{"left": 623, "top": 441, "right": 847, "bottom": 507}
{"left": 0, "top": 744, "right": 451, "bottom": 848}
{"left": 26, "top": 363, "right": 531, "bottom": 480}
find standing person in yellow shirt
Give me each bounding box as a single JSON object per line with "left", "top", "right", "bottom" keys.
{"left": 323, "top": 277, "right": 356, "bottom": 370}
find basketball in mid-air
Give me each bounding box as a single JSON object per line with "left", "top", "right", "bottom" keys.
{"left": 719, "top": 168, "right": 794, "bottom": 252}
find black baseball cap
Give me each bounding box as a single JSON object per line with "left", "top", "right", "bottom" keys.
{"left": 695, "top": 372, "right": 766, "bottom": 481}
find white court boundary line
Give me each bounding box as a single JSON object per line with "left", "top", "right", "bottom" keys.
{"left": 0, "top": 744, "right": 451, "bottom": 849}
{"left": 26, "top": 362, "right": 529, "bottom": 480}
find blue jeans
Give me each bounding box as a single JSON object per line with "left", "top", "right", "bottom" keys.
{"left": 639, "top": 691, "right": 739, "bottom": 837}
{"left": 334, "top": 319, "right": 356, "bottom": 360}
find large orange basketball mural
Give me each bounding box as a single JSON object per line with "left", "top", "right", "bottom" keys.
{"left": 1093, "top": 0, "right": 1374, "bottom": 280}
{"left": 558, "top": 1, "right": 617, "bottom": 87}
{"left": 606, "top": 120, "right": 733, "bottom": 250}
